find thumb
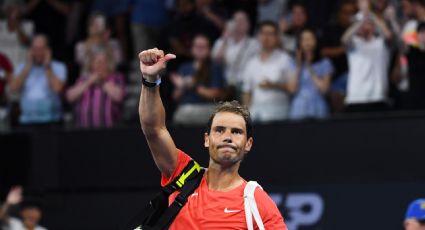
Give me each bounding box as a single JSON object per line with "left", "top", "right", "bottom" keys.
{"left": 163, "top": 53, "right": 177, "bottom": 62}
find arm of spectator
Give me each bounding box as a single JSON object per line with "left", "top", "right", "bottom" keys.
{"left": 242, "top": 92, "right": 252, "bottom": 106}
{"left": 8, "top": 53, "right": 32, "bottom": 92}
{"left": 372, "top": 15, "right": 392, "bottom": 41}
{"left": 341, "top": 21, "right": 363, "bottom": 46}
{"left": 44, "top": 51, "right": 65, "bottom": 94}
{"left": 211, "top": 39, "right": 227, "bottom": 63}
{"left": 139, "top": 49, "right": 178, "bottom": 178}
{"left": 0, "top": 186, "right": 23, "bottom": 223}
{"left": 103, "top": 80, "right": 125, "bottom": 103}
{"left": 203, "top": 8, "right": 225, "bottom": 30}
{"left": 66, "top": 75, "right": 97, "bottom": 103}
{"left": 46, "top": 0, "right": 72, "bottom": 15}
{"left": 196, "top": 86, "right": 221, "bottom": 99}
{"left": 321, "top": 46, "right": 346, "bottom": 58}
{"left": 310, "top": 70, "right": 331, "bottom": 94}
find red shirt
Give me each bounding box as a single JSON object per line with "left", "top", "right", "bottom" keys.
{"left": 161, "top": 149, "right": 288, "bottom": 230}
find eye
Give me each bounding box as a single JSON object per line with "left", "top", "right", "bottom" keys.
{"left": 232, "top": 129, "right": 243, "bottom": 135}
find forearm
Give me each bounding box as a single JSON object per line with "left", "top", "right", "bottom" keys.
{"left": 16, "top": 28, "right": 31, "bottom": 46}
{"left": 139, "top": 80, "right": 166, "bottom": 134}
{"left": 197, "top": 87, "right": 221, "bottom": 100}
{"left": 66, "top": 81, "right": 91, "bottom": 102}
{"left": 309, "top": 69, "right": 330, "bottom": 94}
{"left": 9, "top": 67, "right": 30, "bottom": 92}
{"left": 103, "top": 84, "right": 124, "bottom": 102}
{"left": 341, "top": 21, "right": 362, "bottom": 45}
{"left": 243, "top": 92, "right": 252, "bottom": 106}
{"left": 374, "top": 17, "right": 392, "bottom": 40}
{"left": 321, "top": 46, "right": 346, "bottom": 58}
{"left": 45, "top": 68, "right": 64, "bottom": 94}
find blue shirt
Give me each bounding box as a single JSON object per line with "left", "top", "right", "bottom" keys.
{"left": 14, "top": 61, "right": 67, "bottom": 124}
{"left": 178, "top": 62, "right": 224, "bottom": 104}
{"left": 131, "top": 0, "right": 167, "bottom": 26}
{"left": 289, "top": 58, "right": 334, "bottom": 120}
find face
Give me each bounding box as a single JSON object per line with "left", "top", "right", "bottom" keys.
{"left": 233, "top": 12, "right": 250, "bottom": 35}
{"left": 259, "top": 25, "right": 279, "bottom": 51}
{"left": 405, "top": 219, "right": 425, "bottom": 230}
{"left": 30, "top": 36, "right": 48, "bottom": 65}
{"left": 300, "top": 30, "right": 317, "bottom": 53}
{"left": 359, "top": 20, "right": 375, "bottom": 38}
{"left": 292, "top": 5, "right": 308, "bottom": 28}
{"left": 372, "top": 0, "right": 388, "bottom": 13}
{"left": 21, "top": 207, "right": 42, "bottom": 228}
{"left": 338, "top": 3, "right": 356, "bottom": 27}
{"left": 88, "top": 16, "right": 106, "bottom": 36}
{"left": 92, "top": 53, "right": 110, "bottom": 76}
{"left": 204, "top": 112, "right": 253, "bottom": 168}
{"left": 191, "top": 36, "right": 210, "bottom": 60}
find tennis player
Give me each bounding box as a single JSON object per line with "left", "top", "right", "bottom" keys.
{"left": 138, "top": 48, "right": 287, "bottom": 229}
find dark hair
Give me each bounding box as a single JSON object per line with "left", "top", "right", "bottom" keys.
{"left": 258, "top": 20, "right": 279, "bottom": 35}
{"left": 296, "top": 28, "right": 322, "bottom": 63}
{"left": 206, "top": 101, "right": 253, "bottom": 139}
{"left": 418, "top": 22, "right": 425, "bottom": 32}
{"left": 192, "top": 34, "right": 212, "bottom": 85}
{"left": 20, "top": 199, "right": 42, "bottom": 212}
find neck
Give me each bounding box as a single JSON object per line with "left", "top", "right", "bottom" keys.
{"left": 261, "top": 49, "right": 274, "bottom": 60}
{"left": 234, "top": 33, "right": 246, "bottom": 42}
{"left": 206, "top": 160, "right": 243, "bottom": 191}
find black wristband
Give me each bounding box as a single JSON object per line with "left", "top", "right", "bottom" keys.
{"left": 142, "top": 77, "right": 161, "bottom": 88}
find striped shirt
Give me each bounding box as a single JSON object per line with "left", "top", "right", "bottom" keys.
{"left": 73, "top": 73, "right": 125, "bottom": 128}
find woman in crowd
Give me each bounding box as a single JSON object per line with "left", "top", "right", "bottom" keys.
{"left": 287, "top": 29, "right": 334, "bottom": 120}
{"left": 75, "top": 13, "right": 122, "bottom": 73}
{"left": 67, "top": 50, "right": 125, "bottom": 128}
{"left": 171, "top": 34, "right": 225, "bottom": 125}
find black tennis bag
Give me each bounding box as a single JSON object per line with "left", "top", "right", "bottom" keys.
{"left": 122, "top": 160, "right": 205, "bottom": 230}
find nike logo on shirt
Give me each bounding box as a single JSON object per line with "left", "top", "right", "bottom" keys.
{"left": 224, "top": 208, "right": 241, "bottom": 213}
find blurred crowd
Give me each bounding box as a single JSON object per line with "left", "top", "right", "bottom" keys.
{"left": 0, "top": 0, "right": 425, "bottom": 129}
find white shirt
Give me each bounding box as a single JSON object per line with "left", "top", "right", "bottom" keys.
{"left": 212, "top": 37, "right": 260, "bottom": 86}
{"left": 242, "top": 49, "right": 293, "bottom": 121}
{"left": 3, "top": 217, "right": 47, "bottom": 230}
{"left": 0, "top": 20, "right": 34, "bottom": 68}
{"left": 345, "top": 35, "right": 389, "bottom": 104}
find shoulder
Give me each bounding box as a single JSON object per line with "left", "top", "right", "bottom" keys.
{"left": 253, "top": 186, "right": 287, "bottom": 229}
{"left": 51, "top": 60, "right": 66, "bottom": 69}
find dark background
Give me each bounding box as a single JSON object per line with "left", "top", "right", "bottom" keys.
{"left": 1, "top": 112, "right": 425, "bottom": 230}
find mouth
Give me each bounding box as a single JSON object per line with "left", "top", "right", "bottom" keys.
{"left": 217, "top": 144, "right": 237, "bottom": 151}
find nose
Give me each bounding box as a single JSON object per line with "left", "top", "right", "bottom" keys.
{"left": 222, "top": 129, "right": 232, "bottom": 143}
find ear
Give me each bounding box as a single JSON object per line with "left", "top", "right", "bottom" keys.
{"left": 204, "top": 132, "right": 210, "bottom": 148}
{"left": 244, "top": 137, "right": 253, "bottom": 153}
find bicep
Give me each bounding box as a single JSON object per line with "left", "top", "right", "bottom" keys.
{"left": 144, "top": 127, "right": 179, "bottom": 178}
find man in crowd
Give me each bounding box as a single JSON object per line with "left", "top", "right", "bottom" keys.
{"left": 8, "top": 34, "right": 67, "bottom": 126}
{"left": 404, "top": 199, "right": 425, "bottom": 230}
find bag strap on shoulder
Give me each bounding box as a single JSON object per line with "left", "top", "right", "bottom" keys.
{"left": 244, "top": 181, "right": 265, "bottom": 230}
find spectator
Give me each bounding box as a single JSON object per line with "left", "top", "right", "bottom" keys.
{"left": 405, "top": 22, "right": 425, "bottom": 109}
{"left": 404, "top": 199, "right": 425, "bottom": 230}
{"left": 279, "top": 3, "right": 309, "bottom": 54}
{"left": 257, "top": 0, "right": 288, "bottom": 24}
{"left": 0, "top": 186, "right": 47, "bottom": 230}
{"left": 212, "top": 11, "right": 259, "bottom": 87}
{"left": 242, "top": 21, "right": 293, "bottom": 122}
{"left": 342, "top": 0, "right": 392, "bottom": 112}
{"left": 130, "top": 0, "right": 168, "bottom": 58}
{"left": 0, "top": 53, "right": 13, "bottom": 106}
{"left": 67, "top": 50, "right": 125, "bottom": 128}
{"left": 0, "top": 2, "right": 33, "bottom": 68}
{"left": 8, "top": 34, "right": 67, "bottom": 125}
{"left": 75, "top": 13, "right": 122, "bottom": 74}
{"left": 287, "top": 29, "right": 334, "bottom": 120}
{"left": 92, "top": 0, "right": 131, "bottom": 60}
{"left": 171, "top": 34, "right": 225, "bottom": 125}
{"left": 321, "top": 0, "right": 357, "bottom": 113}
